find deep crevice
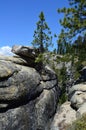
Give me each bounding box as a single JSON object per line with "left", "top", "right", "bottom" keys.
{"left": 42, "top": 78, "right": 57, "bottom": 82}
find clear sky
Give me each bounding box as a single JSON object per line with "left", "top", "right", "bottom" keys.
{"left": 0, "top": 0, "right": 69, "bottom": 55}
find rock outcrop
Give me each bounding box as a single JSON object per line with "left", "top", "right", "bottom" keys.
{"left": 0, "top": 45, "right": 86, "bottom": 130}
{"left": 69, "top": 83, "right": 86, "bottom": 110}
{"left": 0, "top": 46, "right": 59, "bottom": 130}
{"left": 50, "top": 101, "right": 77, "bottom": 130}
{"left": 11, "top": 45, "right": 40, "bottom": 67}
{"left": 11, "top": 45, "right": 39, "bottom": 58}
{"left": 50, "top": 66, "right": 86, "bottom": 130}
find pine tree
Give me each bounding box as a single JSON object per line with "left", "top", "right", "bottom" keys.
{"left": 32, "top": 11, "right": 53, "bottom": 53}
{"left": 57, "top": 29, "right": 70, "bottom": 54}
{"left": 58, "top": 0, "right": 86, "bottom": 43}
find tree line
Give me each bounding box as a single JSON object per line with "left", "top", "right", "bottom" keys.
{"left": 31, "top": 0, "right": 86, "bottom": 61}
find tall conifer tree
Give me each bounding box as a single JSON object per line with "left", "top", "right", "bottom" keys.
{"left": 58, "top": 0, "right": 86, "bottom": 43}
{"left": 32, "top": 11, "right": 53, "bottom": 53}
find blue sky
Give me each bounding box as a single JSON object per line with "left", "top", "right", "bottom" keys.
{"left": 0, "top": 0, "right": 69, "bottom": 55}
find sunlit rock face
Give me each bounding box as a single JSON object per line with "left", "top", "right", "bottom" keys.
{"left": 0, "top": 46, "right": 59, "bottom": 130}
{"left": 1, "top": 45, "right": 86, "bottom": 130}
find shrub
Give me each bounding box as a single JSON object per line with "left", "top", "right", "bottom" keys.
{"left": 67, "top": 114, "right": 86, "bottom": 130}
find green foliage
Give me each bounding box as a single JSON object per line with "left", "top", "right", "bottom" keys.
{"left": 67, "top": 114, "right": 86, "bottom": 130}
{"left": 59, "top": 92, "right": 68, "bottom": 105}
{"left": 57, "top": 0, "right": 86, "bottom": 56}
{"left": 53, "top": 64, "right": 68, "bottom": 104}
{"left": 73, "top": 35, "right": 86, "bottom": 62}
{"left": 74, "top": 60, "right": 83, "bottom": 80}
{"left": 53, "top": 64, "right": 67, "bottom": 83}
{"left": 32, "top": 11, "right": 53, "bottom": 53}
{"left": 59, "top": 66, "right": 68, "bottom": 104}
{"left": 82, "top": 61, "right": 86, "bottom": 66}
{"left": 35, "top": 53, "right": 44, "bottom": 63}
{"left": 74, "top": 71, "right": 80, "bottom": 80}
{"left": 58, "top": 0, "right": 86, "bottom": 41}
{"left": 60, "top": 65, "right": 67, "bottom": 82}
{"left": 35, "top": 53, "right": 50, "bottom": 65}
{"left": 60, "top": 54, "right": 72, "bottom": 62}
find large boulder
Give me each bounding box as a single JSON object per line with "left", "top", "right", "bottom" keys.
{"left": 0, "top": 54, "right": 59, "bottom": 130}
{"left": 69, "top": 83, "right": 86, "bottom": 110}
{"left": 70, "top": 91, "right": 86, "bottom": 110}
{"left": 11, "top": 45, "right": 40, "bottom": 67}
{"left": 69, "top": 83, "right": 86, "bottom": 98}
{"left": 11, "top": 45, "right": 39, "bottom": 58}
{"left": 50, "top": 102, "right": 76, "bottom": 130}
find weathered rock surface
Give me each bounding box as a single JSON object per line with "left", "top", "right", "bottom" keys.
{"left": 76, "top": 102, "right": 86, "bottom": 118}
{"left": 70, "top": 90, "right": 86, "bottom": 109}
{"left": 0, "top": 53, "right": 59, "bottom": 130}
{"left": 69, "top": 83, "right": 86, "bottom": 98}
{"left": 50, "top": 66, "right": 86, "bottom": 130}
{"left": 0, "top": 46, "right": 86, "bottom": 130}
{"left": 69, "top": 83, "right": 86, "bottom": 109}
{"left": 11, "top": 45, "right": 40, "bottom": 67}
{"left": 50, "top": 102, "right": 77, "bottom": 130}
{"left": 11, "top": 45, "right": 39, "bottom": 58}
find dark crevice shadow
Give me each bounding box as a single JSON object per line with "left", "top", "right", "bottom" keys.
{"left": 0, "top": 90, "right": 42, "bottom": 113}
